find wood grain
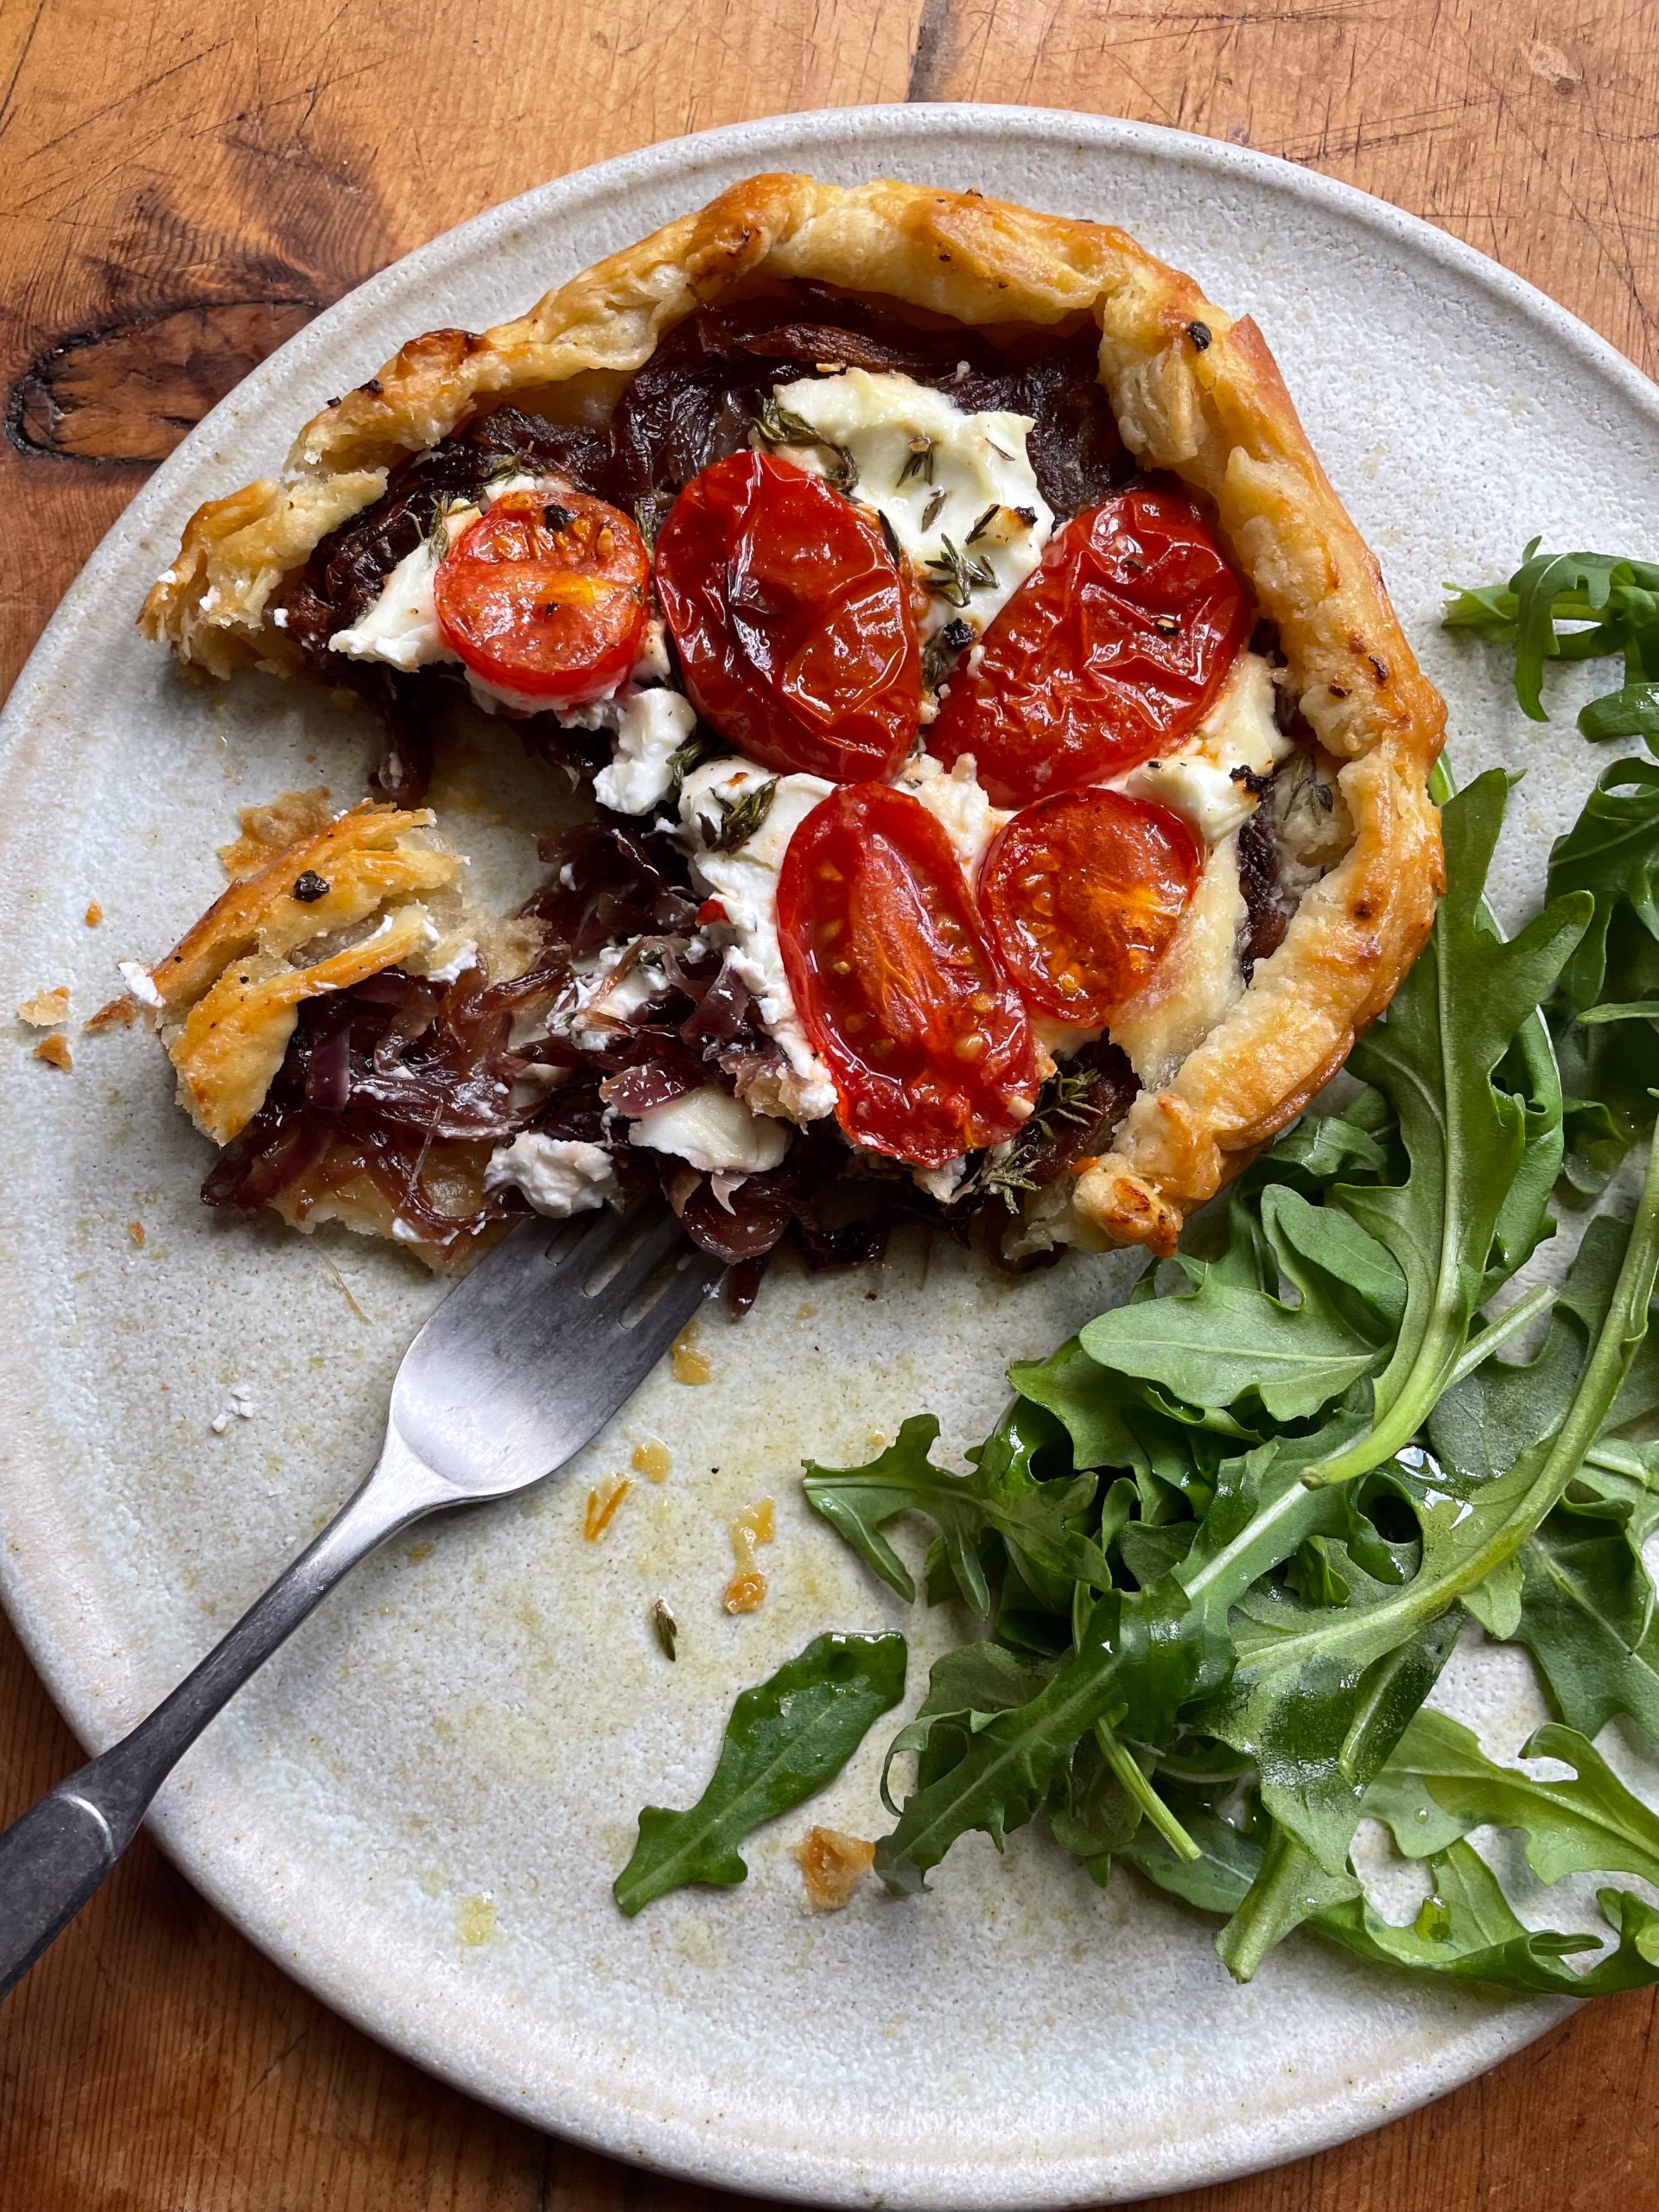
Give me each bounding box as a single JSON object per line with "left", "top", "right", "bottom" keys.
{"left": 3, "top": 2, "right": 1658, "bottom": 2205}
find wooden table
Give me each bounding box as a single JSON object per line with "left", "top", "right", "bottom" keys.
{"left": 3, "top": 3, "right": 1657, "bottom": 2204}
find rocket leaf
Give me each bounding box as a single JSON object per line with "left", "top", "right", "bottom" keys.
{"left": 613, "top": 1632, "right": 906, "bottom": 1916}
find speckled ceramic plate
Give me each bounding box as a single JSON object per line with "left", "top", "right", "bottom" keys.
{"left": 3, "top": 106, "right": 1658, "bottom": 2209}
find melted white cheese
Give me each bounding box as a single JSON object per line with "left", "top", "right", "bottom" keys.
{"left": 1106, "top": 832, "right": 1248, "bottom": 1089}
{"left": 327, "top": 473, "right": 547, "bottom": 671}
{"left": 484, "top": 1134, "right": 618, "bottom": 1217}
{"left": 913, "top": 1155, "right": 969, "bottom": 1205}
{"left": 898, "top": 751, "right": 1008, "bottom": 876}
{"left": 1111, "top": 651, "right": 1291, "bottom": 842}
{"left": 327, "top": 518, "right": 472, "bottom": 670}
{"left": 628, "top": 1086, "right": 790, "bottom": 1174}
{"left": 769, "top": 371, "right": 1053, "bottom": 639}
{"left": 677, "top": 758, "right": 838, "bottom": 1122}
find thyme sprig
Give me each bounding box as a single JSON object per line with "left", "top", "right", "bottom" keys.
{"left": 753, "top": 394, "right": 818, "bottom": 448}
{"left": 662, "top": 729, "right": 721, "bottom": 811}
{"left": 926, "top": 536, "right": 998, "bottom": 608}
{"left": 980, "top": 1068, "right": 1098, "bottom": 1208}
{"left": 703, "top": 779, "right": 779, "bottom": 853}
{"left": 751, "top": 396, "right": 859, "bottom": 495}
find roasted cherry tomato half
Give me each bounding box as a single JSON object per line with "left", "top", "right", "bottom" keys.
{"left": 654, "top": 450, "right": 919, "bottom": 783}
{"left": 435, "top": 488, "right": 649, "bottom": 707}
{"left": 979, "top": 786, "right": 1201, "bottom": 1023}
{"left": 929, "top": 486, "right": 1251, "bottom": 807}
{"left": 778, "top": 781, "right": 1038, "bottom": 1166}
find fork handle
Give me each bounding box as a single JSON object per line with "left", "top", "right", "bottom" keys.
{"left": 0, "top": 1429, "right": 448, "bottom": 1999}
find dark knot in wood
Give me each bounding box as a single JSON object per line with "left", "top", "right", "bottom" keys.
{"left": 6, "top": 298, "right": 318, "bottom": 467}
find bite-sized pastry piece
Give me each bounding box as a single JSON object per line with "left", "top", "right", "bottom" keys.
{"left": 138, "top": 174, "right": 1445, "bottom": 1268}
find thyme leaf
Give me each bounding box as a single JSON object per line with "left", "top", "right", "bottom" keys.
{"left": 899, "top": 435, "right": 935, "bottom": 487}
{"left": 663, "top": 728, "right": 720, "bottom": 810}
{"left": 652, "top": 1598, "right": 678, "bottom": 1662}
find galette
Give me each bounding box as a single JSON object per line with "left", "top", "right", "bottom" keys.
{"left": 132, "top": 175, "right": 1446, "bottom": 1295}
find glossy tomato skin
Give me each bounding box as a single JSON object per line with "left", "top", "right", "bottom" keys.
{"left": 435, "top": 488, "right": 649, "bottom": 708}
{"left": 928, "top": 486, "right": 1251, "bottom": 808}
{"left": 654, "top": 451, "right": 919, "bottom": 783}
{"left": 778, "top": 782, "right": 1038, "bottom": 1167}
{"left": 979, "top": 786, "right": 1202, "bottom": 1024}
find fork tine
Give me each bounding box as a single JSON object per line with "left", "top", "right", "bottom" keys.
{"left": 552, "top": 1197, "right": 645, "bottom": 1265}
{"left": 588, "top": 1206, "right": 694, "bottom": 1314}
{"left": 389, "top": 1198, "right": 726, "bottom": 1498}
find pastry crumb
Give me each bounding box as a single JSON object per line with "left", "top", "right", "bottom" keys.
{"left": 217, "top": 785, "right": 334, "bottom": 880}
{"left": 632, "top": 1437, "right": 672, "bottom": 1481}
{"left": 86, "top": 995, "right": 141, "bottom": 1032}
{"left": 723, "top": 1497, "right": 775, "bottom": 1613}
{"left": 455, "top": 1893, "right": 497, "bottom": 1947}
{"left": 584, "top": 1476, "right": 632, "bottom": 1541}
{"left": 85, "top": 899, "right": 104, "bottom": 927}
{"left": 671, "top": 1319, "right": 711, "bottom": 1385}
{"left": 128, "top": 1221, "right": 145, "bottom": 1247}
{"left": 33, "top": 1034, "right": 73, "bottom": 1071}
{"left": 795, "top": 1827, "right": 875, "bottom": 1910}
{"left": 18, "top": 986, "right": 69, "bottom": 1027}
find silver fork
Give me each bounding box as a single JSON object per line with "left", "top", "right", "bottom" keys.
{"left": 0, "top": 1200, "right": 723, "bottom": 1998}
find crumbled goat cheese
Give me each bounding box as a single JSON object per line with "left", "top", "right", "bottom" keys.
{"left": 770, "top": 371, "right": 1053, "bottom": 639}
{"left": 118, "top": 959, "right": 165, "bottom": 1010}
{"left": 484, "top": 1134, "right": 620, "bottom": 1217}
{"left": 627, "top": 1085, "right": 791, "bottom": 1174}
{"left": 592, "top": 687, "right": 700, "bottom": 814}
{"left": 545, "top": 954, "right": 665, "bottom": 1051}
{"left": 913, "top": 1155, "right": 969, "bottom": 1205}
{"left": 677, "top": 758, "right": 839, "bottom": 1122}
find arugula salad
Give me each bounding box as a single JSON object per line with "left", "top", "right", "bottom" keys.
{"left": 616, "top": 547, "right": 1659, "bottom": 1998}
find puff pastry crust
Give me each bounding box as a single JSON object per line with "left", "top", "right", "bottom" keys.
{"left": 140, "top": 174, "right": 1445, "bottom": 1254}
{"left": 131, "top": 802, "right": 463, "bottom": 1144}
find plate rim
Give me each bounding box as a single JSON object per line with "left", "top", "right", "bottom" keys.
{"left": 2, "top": 100, "right": 1652, "bottom": 2208}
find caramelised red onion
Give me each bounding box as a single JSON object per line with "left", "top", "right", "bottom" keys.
{"left": 678, "top": 1173, "right": 796, "bottom": 1263}
{"left": 600, "top": 1061, "right": 704, "bottom": 1116}
{"left": 680, "top": 956, "right": 753, "bottom": 1044}
{"left": 282, "top": 285, "right": 1132, "bottom": 715}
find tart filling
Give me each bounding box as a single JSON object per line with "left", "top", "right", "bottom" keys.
{"left": 135, "top": 177, "right": 1446, "bottom": 1284}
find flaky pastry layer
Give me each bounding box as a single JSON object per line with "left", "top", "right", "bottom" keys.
{"left": 139, "top": 174, "right": 1445, "bottom": 1254}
